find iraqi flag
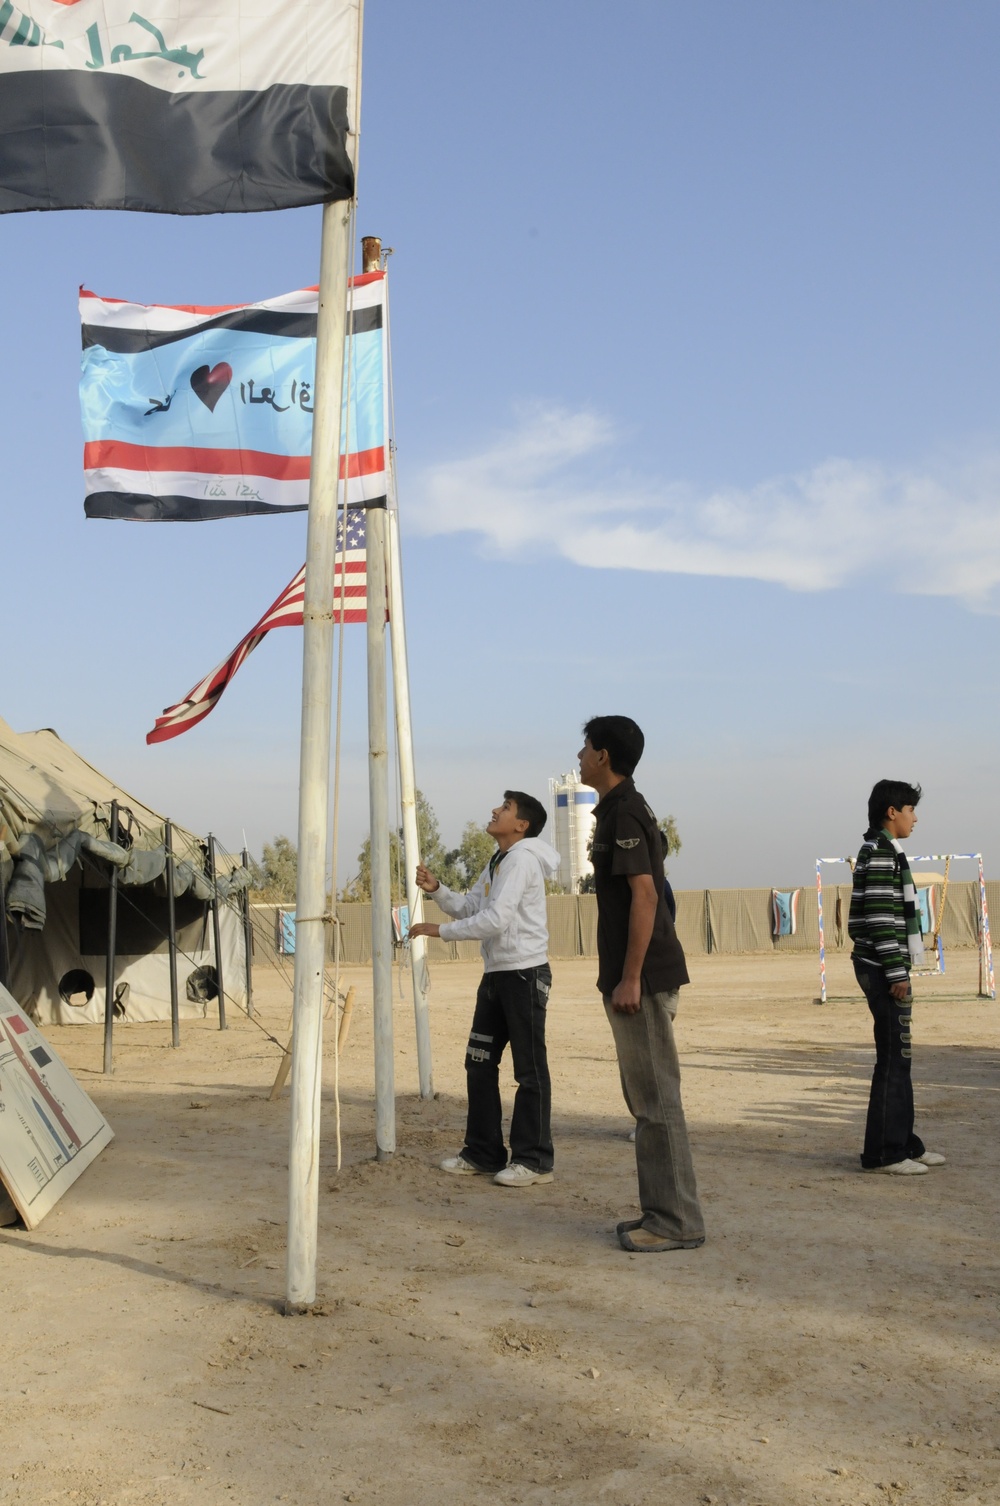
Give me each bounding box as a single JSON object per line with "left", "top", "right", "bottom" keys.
{"left": 0, "top": 2, "right": 359, "bottom": 214}
{"left": 81, "top": 272, "right": 387, "bottom": 520}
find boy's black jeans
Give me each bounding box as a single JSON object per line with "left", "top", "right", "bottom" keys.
{"left": 460, "top": 965, "right": 553, "bottom": 1174}
{"left": 853, "top": 958, "right": 926, "bottom": 1168}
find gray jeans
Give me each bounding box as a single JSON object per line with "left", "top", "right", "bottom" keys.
{"left": 603, "top": 990, "right": 705, "bottom": 1242}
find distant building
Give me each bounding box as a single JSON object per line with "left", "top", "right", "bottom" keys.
{"left": 549, "top": 771, "right": 597, "bottom": 893}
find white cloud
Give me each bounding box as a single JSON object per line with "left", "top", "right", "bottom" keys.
{"left": 411, "top": 407, "right": 1000, "bottom": 605}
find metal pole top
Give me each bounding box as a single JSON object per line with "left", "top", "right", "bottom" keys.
{"left": 361, "top": 235, "right": 381, "bottom": 273}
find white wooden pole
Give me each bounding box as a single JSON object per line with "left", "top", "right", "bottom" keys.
{"left": 367, "top": 502, "right": 396, "bottom": 1156}
{"left": 386, "top": 502, "right": 434, "bottom": 1098}
{"left": 286, "top": 197, "right": 353, "bottom": 1312}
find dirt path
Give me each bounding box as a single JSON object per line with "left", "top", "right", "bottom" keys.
{"left": 1, "top": 951, "right": 998, "bottom": 1506}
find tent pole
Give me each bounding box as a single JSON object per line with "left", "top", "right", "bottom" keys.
{"left": 165, "top": 820, "right": 180, "bottom": 1048}
{"left": 207, "top": 833, "right": 227, "bottom": 1029}
{"left": 103, "top": 800, "right": 120, "bottom": 1075}
{"left": 286, "top": 196, "right": 354, "bottom": 1311}
{"left": 386, "top": 501, "right": 432, "bottom": 1098}
{"left": 242, "top": 847, "right": 255, "bottom": 1018}
{"left": 368, "top": 501, "right": 395, "bottom": 1158}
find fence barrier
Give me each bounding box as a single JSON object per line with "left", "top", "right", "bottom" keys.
{"left": 249, "top": 880, "right": 1000, "bottom": 966}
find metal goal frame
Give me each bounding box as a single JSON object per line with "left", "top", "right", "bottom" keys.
{"left": 816, "top": 852, "right": 995, "bottom": 1003}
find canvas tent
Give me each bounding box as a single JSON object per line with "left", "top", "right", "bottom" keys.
{"left": 0, "top": 717, "right": 249, "bottom": 1025}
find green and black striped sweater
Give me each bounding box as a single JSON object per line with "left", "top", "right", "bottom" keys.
{"left": 848, "top": 832, "right": 911, "bottom": 984}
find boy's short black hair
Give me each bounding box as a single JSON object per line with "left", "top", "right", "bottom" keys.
{"left": 583, "top": 715, "right": 645, "bottom": 777}
{"left": 867, "top": 779, "right": 922, "bottom": 833}
{"left": 505, "top": 790, "right": 547, "bottom": 839}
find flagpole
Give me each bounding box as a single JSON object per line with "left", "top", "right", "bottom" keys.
{"left": 386, "top": 496, "right": 434, "bottom": 1099}
{"left": 367, "top": 505, "right": 395, "bottom": 1158}
{"left": 286, "top": 195, "right": 353, "bottom": 1311}
{"left": 360, "top": 240, "right": 396, "bottom": 1156}
{"left": 366, "top": 238, "right": 433, "bottom": 1101}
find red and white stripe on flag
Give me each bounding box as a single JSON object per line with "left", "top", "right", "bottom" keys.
{"left": 147, "top": 509, "right": 370, "bottom": 744}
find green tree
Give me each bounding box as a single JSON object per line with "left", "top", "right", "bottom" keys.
{"left": 343, "top": 790, "right": 468, "bottom": 900}
{"left": 658, "top": 815, "right": 682, "bottom": 868}
{"left": 342, "top": 828, "right": 405, "bottom": 902}
{"left": 453, "top": 821, "right": 496, "bottom": 889}
{"left": 253, "top": 835, "right": 298, "bottom": 901}
{"left": 577, "top": 813, "right": 681, "bottom": 893}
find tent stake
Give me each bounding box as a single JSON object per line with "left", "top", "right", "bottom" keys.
{"left": 207, "top": 833, "right": 227, "bottom": 1030}
{"left": 103, "top": 800, "right": 120, "bottom": 1075}
{"left": 165, "top": 820, "right": 180, "bottom": 1048}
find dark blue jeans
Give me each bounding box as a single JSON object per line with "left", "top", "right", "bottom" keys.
{"left": 854, "top": 959, "right": 926, "bottom": 1168}
{"left": 461, "top": 965, "right": 553, "bottom": 1174}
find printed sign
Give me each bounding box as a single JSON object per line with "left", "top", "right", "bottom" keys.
{"left": 0, "top": 983, "right": 113, "bottom": 1229}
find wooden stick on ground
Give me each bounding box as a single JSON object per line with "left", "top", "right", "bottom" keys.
{"left": 337, "top": 985, "right": 355, "bottom": 1051}
{"left": 269, "top": 984, "right": 356, "bottom": 1100}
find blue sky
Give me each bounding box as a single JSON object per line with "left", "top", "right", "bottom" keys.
{"left": 2, "top": 1, "right": 1000, "bottom": 888}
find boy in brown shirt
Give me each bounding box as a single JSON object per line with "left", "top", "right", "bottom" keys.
{"left": 580, "top": 715, "right": 705, "bottom": 1252}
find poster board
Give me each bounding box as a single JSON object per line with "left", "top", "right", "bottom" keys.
{"left": 0, "top": 983, "right": 113, "bottom": 1229}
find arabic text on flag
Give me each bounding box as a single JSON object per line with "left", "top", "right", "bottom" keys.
{"left": 80, "top": 274, "right": 387, "bottom": 522}
{"left": 0, "top": 2, "right": 360, "bottom": 215}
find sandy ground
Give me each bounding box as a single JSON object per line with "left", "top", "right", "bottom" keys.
{"left": 1, "top": 949, "right": 998, "bottom": 1506}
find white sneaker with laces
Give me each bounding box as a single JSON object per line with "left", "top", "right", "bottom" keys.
{"left": 439, "top": 1154, "right": 491, "bottom": 1176}
{"left": 916, "top": 1150, "right": 946, "bottom": 1166}
{"left": 493, "top": 1163, "right": 554, "bottom": 1187}
{"left": 869, "top": 1158, "right": 928, "bottom": 1176}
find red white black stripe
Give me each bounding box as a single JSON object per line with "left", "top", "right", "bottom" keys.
{"left": 0, "top": 3, "right": 359, "bottom": 215}
{"left": 80, "top": 275, "right": 387, "bottom": 521}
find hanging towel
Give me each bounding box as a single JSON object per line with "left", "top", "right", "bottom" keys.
{"left": 891, "top": 839, "right": 926, "bottom": 965}
{"left": 772, "top": 889, "right": 800, "bottom": 938}
{"left": 916, "top": 885, "right": 936, "bottom": 936}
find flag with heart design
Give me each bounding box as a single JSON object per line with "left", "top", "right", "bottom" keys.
{"left": 79, "top": 275, "right": 387, "bottom": 521}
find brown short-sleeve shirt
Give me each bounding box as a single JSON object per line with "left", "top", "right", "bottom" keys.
{"left": 591, "top": 777, "right": 689, "bottom": 996}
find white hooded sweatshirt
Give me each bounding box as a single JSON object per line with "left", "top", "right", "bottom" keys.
{"left": 432, "top": 837, "right": 561, "bottom": 972}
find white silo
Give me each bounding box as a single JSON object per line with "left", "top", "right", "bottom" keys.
{"left": 549, "top": 771, "right": 598, "bottom": 892}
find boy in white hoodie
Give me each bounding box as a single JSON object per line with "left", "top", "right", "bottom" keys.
{"left": 409, "top": 791, "right": 561, "bottom": 1187}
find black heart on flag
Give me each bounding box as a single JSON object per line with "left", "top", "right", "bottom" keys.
{"left": 190, "top": 363, "right": 233, "bottom": 412}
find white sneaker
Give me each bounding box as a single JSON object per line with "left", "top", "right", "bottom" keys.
{"left": 439, "top": 1154, "right": 492, "bottom": 1176}
{"left": 916, "top": 1150, "right": 946, "bottom": 1166}
{"left": 627, "top": 1128, "right": 636, "bottom": 1143}
{"left": 493, "top": 1163, "right": 554, "bottom": 1187}
{"left": 867, "top": 1158, "right": 928, "bottom": 1176}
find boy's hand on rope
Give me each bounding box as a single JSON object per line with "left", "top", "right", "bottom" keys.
{"left": 408, "top": 922, "right": 440, "bottom": 940}
{"left": 415, "top": 864, "right": 439, "bottom": 893}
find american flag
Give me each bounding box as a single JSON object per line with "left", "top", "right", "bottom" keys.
{"left": 147, "top": 508, "right": 370, "bottom": 743}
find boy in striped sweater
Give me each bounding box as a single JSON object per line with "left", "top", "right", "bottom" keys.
{"left": 848, "top": 779, "right": 946, "bottom": 1176}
